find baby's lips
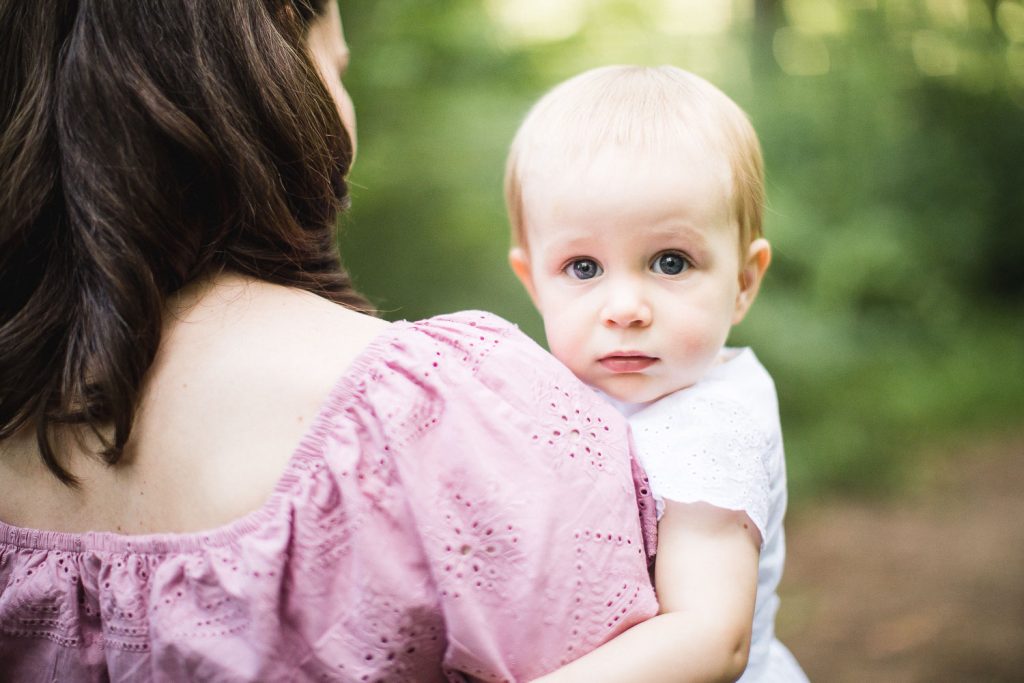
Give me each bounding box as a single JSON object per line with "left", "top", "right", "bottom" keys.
{"left": 598, "top": 355, "right": 657, "bottom": 373}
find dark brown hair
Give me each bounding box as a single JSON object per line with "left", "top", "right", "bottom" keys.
{"left": 0, "top": 0, "right": 370, "bottom": 484}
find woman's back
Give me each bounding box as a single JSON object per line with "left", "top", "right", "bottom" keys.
{"left": 0, "top": 274, "right": 388, "bottom": 534}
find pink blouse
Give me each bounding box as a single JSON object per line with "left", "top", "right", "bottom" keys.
{"left": 0, "top": 312, "right": 658, "bottom": 682}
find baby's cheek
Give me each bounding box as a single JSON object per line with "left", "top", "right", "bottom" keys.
{"left": 544, "top": 330, "right": 580, "bottom": 372}
{"left": 677, "top": 323, "right": 726, "bottom": 373}
{"left": 561, "top": 349, "right": 590, "bottom": 380}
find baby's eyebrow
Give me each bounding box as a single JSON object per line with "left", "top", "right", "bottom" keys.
{"left": 544, "top": 233, "right": 598, "bottom": 253}
{"left": 646, "top": 222, "right": 708, "bottom": 244}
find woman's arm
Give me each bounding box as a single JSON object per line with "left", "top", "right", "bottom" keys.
{"left": 532, "top": 500, "right": 761, "bottom": 683}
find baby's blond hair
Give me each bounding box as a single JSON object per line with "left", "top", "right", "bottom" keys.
{"left": 505, "top": 65, "right": 764, "bottom": 252}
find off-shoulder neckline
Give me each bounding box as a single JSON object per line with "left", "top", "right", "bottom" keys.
{"left": 0, "top": 319, "right": 417, "bottom": 555}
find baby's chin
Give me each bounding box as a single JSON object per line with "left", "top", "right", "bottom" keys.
{"left": 591, "top": 377, "right": 689, "bottom": 406}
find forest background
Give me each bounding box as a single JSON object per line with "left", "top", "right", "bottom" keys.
{"left": 340, "top": 0, "right": 1023, "bottom": 501}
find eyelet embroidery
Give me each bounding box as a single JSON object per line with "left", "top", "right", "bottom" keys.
{"left": 530, "top": 382, "right": 624, "bottom": 481}
{"left": 292, "top": 454, "right": 365, "bottom": 570}
{"left": 298, "top": 587, "right": 446, "bottom": 682}
{"left": 159, "top": 553, "right": 249, "bottom": 641}
{"left": 632, "top": 394, "right": 772, "bottom": 533}
{"left": 544, "top": 528, "right": 654, "bottom": 667}
{"left": 427, "top": 477, "right": 527, "bottom": 603}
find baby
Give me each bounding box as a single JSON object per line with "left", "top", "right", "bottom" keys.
{"left": 506, "top": 66, "right": 808, "bottom": 682}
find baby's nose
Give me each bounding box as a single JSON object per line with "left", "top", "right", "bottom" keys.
{"left": 601, "top": 284, "right": 652, "bottom": 328}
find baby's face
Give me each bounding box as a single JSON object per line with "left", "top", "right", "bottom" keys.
{"left": 511, "top": 146, "right": 754, "bottom": 404}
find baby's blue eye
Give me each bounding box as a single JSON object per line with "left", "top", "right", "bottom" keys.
{"left": 566, "top": 259, "right": 602, "bottom": 280}
{"left": 652, "top": 252, "right": 689, "bottom": 276}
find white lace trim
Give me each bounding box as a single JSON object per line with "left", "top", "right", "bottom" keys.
{"left": 630, "top": 393, "right": 772, "bottom": 545}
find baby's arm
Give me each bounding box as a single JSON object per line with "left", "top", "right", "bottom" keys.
{"left": 531, "top": 500, "right": 761, "bottom": 683}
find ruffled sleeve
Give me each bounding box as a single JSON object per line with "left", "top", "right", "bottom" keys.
{"left": 337, "top": 311, "right": 659, "bottom": 680}
{"left": 629, "top": 391, "right": 772, "bottom": 545}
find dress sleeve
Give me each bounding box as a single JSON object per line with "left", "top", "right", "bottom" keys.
{"left": 356, "top": 311, "right": 659, "bottom": 681}
{"left": 630, "top": 393, "right": 772, "bottom": 545}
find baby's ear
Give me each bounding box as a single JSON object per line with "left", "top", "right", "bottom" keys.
{"left": 508, "top": 247, "right": 538, "bottom": 305}
{"left": 733, "top": 238, "right": 771, "bottom": 325}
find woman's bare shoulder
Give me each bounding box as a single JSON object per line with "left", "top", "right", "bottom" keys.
{"left": 0, "top": 275, "right": 390, "bottom": 534}
{"left": 124, "top": 276, "right": 389, "bottom": 528}
{"left": 154, "top": 275, "right": 385, "bottom": 410}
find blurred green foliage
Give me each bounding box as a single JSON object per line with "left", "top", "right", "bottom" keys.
{"left": 338, "top": 0, "right": 1024, "bottom": 501}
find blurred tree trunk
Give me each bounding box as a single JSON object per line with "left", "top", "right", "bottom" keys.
{"left": 753, "top": 0, "right": 783, "bottom": 76}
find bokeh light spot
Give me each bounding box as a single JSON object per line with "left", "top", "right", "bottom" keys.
{"left": 486, "top": 0, "right": 586, "bottom": 45}
{"left": 997, "top": 0, "right": 1024, "bottom": 42}
{"left": 773, "top": 28, "right": 831, "bottom": 76}
{"left": 912, "top": 30, "right": 959, "bottom": 75}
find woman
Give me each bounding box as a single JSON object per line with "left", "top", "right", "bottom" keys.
{"left": 0, "top": 1, "right": 657, "bottom": 680}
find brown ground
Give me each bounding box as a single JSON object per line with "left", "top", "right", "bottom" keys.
{"left": 775, "top": 434, "right": 1024, "bottom": 682}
